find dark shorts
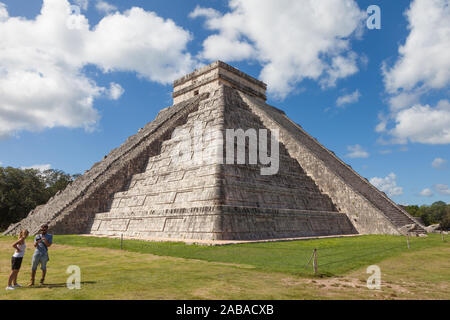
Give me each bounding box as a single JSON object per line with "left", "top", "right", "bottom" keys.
{"left": 11, "top": 257, "right": 23, "bottom": 270}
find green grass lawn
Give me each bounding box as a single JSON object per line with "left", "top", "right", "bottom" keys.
{"left": 55, "top": 234, "right": 447, "bottom": 276}
{"left": 0, "top": 234, "right": 448, "bottom": 300}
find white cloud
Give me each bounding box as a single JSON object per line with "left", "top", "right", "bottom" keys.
{"left": 108, "top": 82, "right": 124, "bottom": 100}
{"left": 432, "top": 157, "right": 448, "bottom": 169}
{"left": 387, "top": 91, "right": 422, "bottom": 112}
{"left": 336, "top": 90, "right": 361, "bottom": 107}
{"left": 378, "top": 0, "right": 450, "bottom": 145}
{"left": 419, "top": 188, "right": 433, "bottom": 197}
{"left": 21, "top": 164, "right": 52, "bottom": 171}
{"left": 189, "top": 6, "right": 221, "bottom": 20}
{"left": 345, "top": 144, "right": 369, "bottom": 158}
{"left": 95, "top": 0, "right": 117, "bottom": 15}
{"left": 383, "top": 0, "right": 450, "bottom": 94}
{"left": 375, "top": 113, "right": 389, "bottom": 133}
{"left": 191, "top": 0, "right": 366, "bottom": 98}
{"left": 0, "top": 0, "right": 195, "bottom": 138}
{"left": 370, "top": 173, "right": 404, "bottom": 197}
{"left": 199, "top": 34, "right": 255, "bottom": 62}
{"left": 85, "top": 7, "right": 195, "bottom": 83}
{"left": 435, "top": 184, "right": 450, "bottom": 196}
{"left": 389, "top": 100, "right": 450, "bottom": 144}
{"left": 322, "top": 53, "right": 359, "bottom": 88}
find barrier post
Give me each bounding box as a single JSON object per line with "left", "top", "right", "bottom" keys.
{"left": 313, "top": 249, "right": 318, "bottom": 275}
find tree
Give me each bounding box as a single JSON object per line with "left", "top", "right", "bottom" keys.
{"left": 0, "top": 167, "right": 79, "bottom": 231}
{"left": 402, "top": 201, "right": 450, "bottom": 230}
{"left": 402, "top": 205, "right": 420, "bottom": 217}
{"left": 0, "top": 167, "right": 47, "bottom": 230}
{"left": 41, "top": 169, "right": 74, "bottom": 198}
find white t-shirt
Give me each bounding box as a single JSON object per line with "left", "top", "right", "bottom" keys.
{"left": 12, "top": 242, "right": 26, "bottom": 258}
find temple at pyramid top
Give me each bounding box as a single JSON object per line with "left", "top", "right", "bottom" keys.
{"left": 173, "top": 61, "right": 267, "bottom": 104}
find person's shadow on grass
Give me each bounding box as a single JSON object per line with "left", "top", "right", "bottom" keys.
{"left": 25, "top": 281, "right": 96, "bottom": 289}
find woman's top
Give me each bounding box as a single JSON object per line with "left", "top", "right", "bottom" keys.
{"left": 12, "top": 242, "right": 26, "bottom": 258}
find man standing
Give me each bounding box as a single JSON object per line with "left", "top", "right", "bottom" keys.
{"left": 29, "top": 224, "right": 53, "bottom": 286}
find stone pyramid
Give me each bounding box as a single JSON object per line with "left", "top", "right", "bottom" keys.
{"left": 4, "top": 61, "right": 425, "bottom": 240}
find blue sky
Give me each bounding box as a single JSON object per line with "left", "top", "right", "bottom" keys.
{"left": 0, "top": 0, "right": 448, "bottom": 205}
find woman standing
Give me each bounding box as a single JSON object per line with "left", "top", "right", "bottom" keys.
{"left": 6, "top": 229, "right": 29, "bottom": 290}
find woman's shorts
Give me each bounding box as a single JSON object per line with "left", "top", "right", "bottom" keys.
{"left": 11, "top": 257, "right": 23, "bottom": 270}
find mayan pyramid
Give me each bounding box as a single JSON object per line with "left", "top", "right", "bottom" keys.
{"left": 4, "top": 61, "right": 425, "bottom": 240}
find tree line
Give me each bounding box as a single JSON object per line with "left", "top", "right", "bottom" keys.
{"left": 0, "top": 166, "right": 80, "bottom": 231}
{"left": 401, "top": 201, "right": 450, "bottom": 230}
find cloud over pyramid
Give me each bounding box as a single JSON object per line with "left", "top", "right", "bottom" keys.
{"left": 4, "top": 62, "right": 425, "bottom": 240}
